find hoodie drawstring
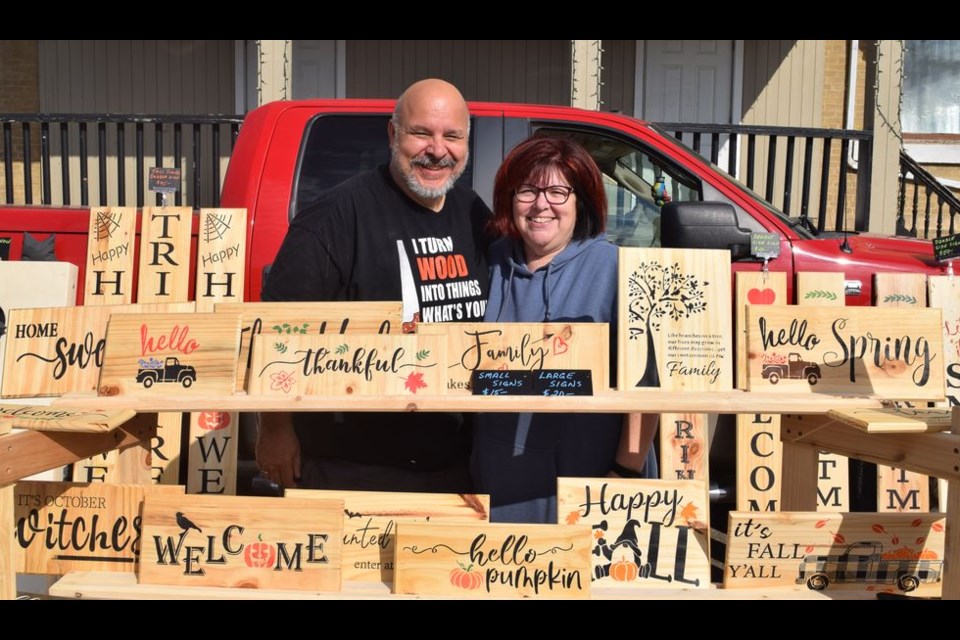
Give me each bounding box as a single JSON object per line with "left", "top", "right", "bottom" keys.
{"left": 543, "top": 262, "right": 553, "bottom": 321}
{"left": 497, "top": 259, "right": 516, "bottom": 322}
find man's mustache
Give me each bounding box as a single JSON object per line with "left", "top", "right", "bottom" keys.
{"left": 411, "top": 155, "right": 456, "bottom": 169}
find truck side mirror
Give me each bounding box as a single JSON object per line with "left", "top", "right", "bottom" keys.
{"left": 660, "top": 201, "right": 753, "bottom": 260}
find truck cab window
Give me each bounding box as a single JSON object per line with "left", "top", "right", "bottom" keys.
{"left": 293, "top": 114, "right": 475, "bottom": 219}
{"left": 532, "top": 127, "right": 701, "bottom": 248}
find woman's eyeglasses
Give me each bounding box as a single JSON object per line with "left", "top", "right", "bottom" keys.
{"left": 514, "top": 184, "right": 574, "bottom": 204}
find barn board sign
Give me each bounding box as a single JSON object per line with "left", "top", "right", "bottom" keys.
{"left": 417, "top": 322, "right": 608, "bottom": 394}
{"left": 248, "top": 333, "right": 446, "bottom": 397}
{"left": 556, "top": 478, "right": 710, "bottom": 589}
{"left": 394, "top": 522, "right": 592, "bottom": 599}
{"left": 285, "top": 489, "right": 490, "bottom": 583}
{"left": 0, "top": 404, "right": 135, "bottom": 432}
{"left": 744, "top": 306, "right": 945, "bottom": 400}
{"left": 724, "top": 511, "right": 946, "bottom": 596}
{"left": 1, "top": 303, "right": 195, "bottom": 398}
{"left": 84, "top": 207, "right": 137, "bottom": 305}
{"left": 98, "top": 313, "right": 242, "bottom": 397}
{"left": 14, "top": 482, "right": 184, "bottom": 574}
{"left": 137, "top": 207, "right": 193, "bottom": 304}
{"left": 929, "top": 276, "right": 960, "bottom": 410}
{"left": 215, "top": 301, "right": 402, "bottom": 392}
{"left": 194, "top": 208, "right": 247, "bottom": 313}
{"left": 618, "top": 248, "right": 732, "bottom": 392}
{"left": 139, "top": 494, "right": 344, "bottom": 591}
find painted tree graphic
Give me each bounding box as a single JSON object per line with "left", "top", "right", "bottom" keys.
{"left": 627, "top": 260, "right": 709, "bottom": 387}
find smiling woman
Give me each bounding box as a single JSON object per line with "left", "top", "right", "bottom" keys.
{"left": 471, "top": 136, "right": 659, "bottom": 524}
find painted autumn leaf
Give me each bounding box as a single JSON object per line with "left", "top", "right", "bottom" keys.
{"left": 872, "top": 524, "right": 886, "bottom": 534}
{"left": 911, "top": 518, "right": 923, "bottom": 527}
{"left": 831, "top": 532, "right": 846, "bottom": 544}
{"left": 679, "top": 502, "right": 698, "bottom": 520}
{"left": 566, "top": 510, "right": 581, "bottom": 525}
{"left": 815, "top": 520, "right": 828, "bottom": 529}
{"left": 932, "top": 523, "right": 944, "bottom": 532}
{"left": 404, "top": 371, "right": 427, "bottom": 394}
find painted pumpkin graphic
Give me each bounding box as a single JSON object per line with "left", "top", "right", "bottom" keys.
{"left": 244, "top": 533, "right": 277, "bottom": 568}
{"left": 449, "top": 562, "right": 482, "bottom": 590}
{"left": 610, "top": 558, "right": 639, "bottom": 582}
{"left": 198, "top": 411, "right": 230, "bottom": 431}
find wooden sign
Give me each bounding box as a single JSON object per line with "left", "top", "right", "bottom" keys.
{"left": 929, "top": 275, "right": 960, "bottom": 410}
{"left": 194, "top": 208, "right": 247, "bottom": 313}
{"left": 137, "top": 207, "right": 193, "bottom": 303}
{"left": 744, "top": 305, "right": 945, "bottom": 400}
{"left": 139, "top": 494, "right": 344, "bottom": 591}
{"left": 286, "top": 489, "right": 490, "bottom": 583}
{"left": 215, "top": 301, "right": 402, "bottom": 392}
{"left": 248, "top": 333, "right": 446, "bottom": 397}
{"left": 796, "top": 272, "right": 849, "bottom": 513}
{"left": 418, "top": 322, "right": 608, "bottom": 394}
{"left": 735, "top": 272, "right": 787, "bottom": 513}
{"left": 1, "top": 303, "right": 195, "bottom": 398}
{"left": 0, "top": 419, "right": 11, "bottom": 600}
{"left": 84, "top": 207, "right": 137, "bottom": 305}
{"left": 186, "top": 411, "right": 237, "bottom": 495}
{"left": 828, "top": 407, "right": 954, "bottom": 433}
{"left": 618, "top": 247, "right": 733, "bottom": 391}
{"left": 394, "top": 522, "right": 592, "bottom": 599}
{"left": 14, "top": 482, "right": 184, "bottom": 574}
{"left": 98, "top": 313, "right": 242, "bottom": 397}
{"left": 875, "top": 273, "right": 930, "bottom": 513}
{"left": 470, "top": 369, "right": 594, "bottom": 396}
{"left": 557, "top": 478, "right": 710, "bottom": 590}
{"left": 724, "top": 511, "right": 946, "bottom": 596}
{"left": 0, "top": 404, "right": 135, "bottom": 432}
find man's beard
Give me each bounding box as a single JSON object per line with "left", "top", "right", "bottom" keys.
{"left": 391, "top": 139, "right": 467, "bottom": 201}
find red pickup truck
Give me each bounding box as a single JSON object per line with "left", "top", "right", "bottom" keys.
{"left": 1, "top": 99, "right": 944, "bottom": 306}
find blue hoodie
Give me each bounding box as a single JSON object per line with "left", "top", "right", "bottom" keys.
{"left": 472, "top": 235, "right": 628, "bottom": 524}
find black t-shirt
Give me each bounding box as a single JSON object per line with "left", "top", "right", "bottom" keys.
{"left": 262, "top": 165, "right": 491, "bottom": 470}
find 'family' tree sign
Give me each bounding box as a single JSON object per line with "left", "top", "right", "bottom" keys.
{"left": 618, "top": 248, "right": 732, "bottom": 391}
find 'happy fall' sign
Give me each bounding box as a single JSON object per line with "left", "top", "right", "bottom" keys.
{"left": 744, "top": 306, "right": 944, "bottom": 400}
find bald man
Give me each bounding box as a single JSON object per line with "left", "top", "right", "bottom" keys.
{"left": 258, "top": 79, "right": 491, "bottom": 493}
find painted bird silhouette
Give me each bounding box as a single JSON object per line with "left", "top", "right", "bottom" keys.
{"left": 176, "top": 512, "right": 202, "bottom": 534}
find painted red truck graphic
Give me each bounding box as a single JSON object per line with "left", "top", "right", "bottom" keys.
{"left": 136, "top": 356, "right": 197, "bottom": 389}
{"left": 761, "top": 352, "right": 821, "bottom": 385}
{"left": 796, "top": 541, "right": 942, "bottom": 592}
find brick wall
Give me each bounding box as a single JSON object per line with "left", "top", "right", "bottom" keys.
{"left": 0, "top": 41, "right": 41, "bottom": 204}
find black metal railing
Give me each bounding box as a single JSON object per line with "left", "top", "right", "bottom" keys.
{"left": 1, "top": 113, "right": 244, "bottom": 209}
{"left": 656, "top": 123, "right": 874, "bottom": 233}
{"left": 897, "top": 151, "right": 960, "bottom": 239}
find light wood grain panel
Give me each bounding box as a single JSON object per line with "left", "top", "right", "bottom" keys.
{"left": 194, "top": 208, "right": 247, "bottom": 313}
{"left": 618, "top": 248, "right": 733, "bottom": 391}
{"left": 136, "top": 207, "right": 193, "bottom": 303}
{"left": 0, "top": 420, "right": 11, "bottom": 600}
{"left": 828, "top": 407, "right": 953, "bottom": 433}
{"left": 84, "top": 207, "right": 137, "bottom": 305}
{"left": 928, "top": 276, "right": 960, "bottom": 509}
{"left": 186, "top": 411, "right": 237, "bottom": 495}
{"left": 736, "top": 272, "right": 788, "bottom": 513}
{"left": 874, "top": 273, "right": 930, "bottom": 513}
{"left": 795, "top": 272, "right": 848, "bottom": 513}
{"left": 2, "top": 303, "right": 195, "bottom": 398}
{"left": 557, "top": 478, "right": 710, "bottom": 589}
{"left": 249, "top": 334, "right": 446, "bottom": 397}
{"left": 744, "top": 306, "right": 944, "bottom": 399}
{"left": 98, "top": 313, "right": 241, "bottom": 397}
{"left": 0, "top": 404, "right": 135, "bottom": 432}
{"left": 139, "top": 494, "right": 343, "bottom": 591}
{"left": 216, "top": 301, "right": 402, "bottom": 392}
{"left": 418, "top": 322, "right": 608, "bottom": 394}
{"left": 14, "top": 482, "right": 183, "bottom": 574}
{"left": 724, "top": 511, "right": 945, "bottom": 596}
{"left": 394, "top": 521, "right": 592, "bottom": 598}
{"left": 286, "top": 489, "right": 489, "bottom": 583}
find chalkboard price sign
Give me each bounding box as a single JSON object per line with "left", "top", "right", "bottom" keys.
{"left": 932, "top": 232, "right": 960, "bottom": 263}
{"left": 750, "top": 232, "right": 781, "bottom": 259}
{"left": 149, "top": 167, "right": 181, "bottom": 194}
{"left": 531, "top": 369, "right": 593, "bottom": 396}
{"left": 471, "top": 369, "right": 593, "bottom": 396}
{"left": 471, "top": 370, "right": 532, "bottom": 395}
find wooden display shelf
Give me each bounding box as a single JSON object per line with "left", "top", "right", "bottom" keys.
{"left": 54, "top": 390, "right": 889, "bottom": 414}
{"left": 47, "top": 571, "right": 881, "bottom": 600}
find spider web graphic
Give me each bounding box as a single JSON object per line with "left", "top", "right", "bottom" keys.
{"left": 94, "top": 212, "right": 121, "bottom": 240}
{"left": 203, "top": 213, "right": 232, "bottom": 242}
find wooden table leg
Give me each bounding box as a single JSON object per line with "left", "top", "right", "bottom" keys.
{"left": 1, "top": 421, "right": 13, "bottom": 600}
{"left": 116, "top": 413, "right": 157, "bottom": 485}
{"left": 780, "top": 415, "right": 820, "bottom": 511}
